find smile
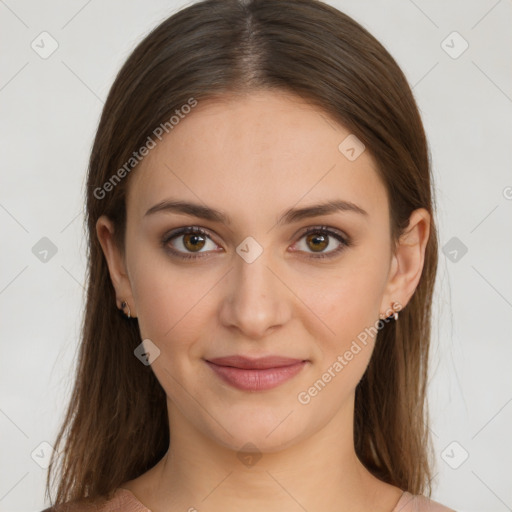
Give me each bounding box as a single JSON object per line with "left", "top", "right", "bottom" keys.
{"left": 204, "top": 356, "right": 308, "bottom": 392}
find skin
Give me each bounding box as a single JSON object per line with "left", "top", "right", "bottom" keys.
{"left": 97, "top": 90, "right": 431, "bottom": 512}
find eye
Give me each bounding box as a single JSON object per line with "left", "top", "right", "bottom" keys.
{"left": 161, "top": 225, "right": 351, "bottom": 261}
{"left": 291, "top": 225, "right": 350, "bottom": 259}
{"left": 162, "top": 226, "right": 220, "bottom": 260}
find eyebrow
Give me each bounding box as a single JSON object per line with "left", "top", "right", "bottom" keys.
{"left": 144, "top": 199, "right": 368, "bottom": 225}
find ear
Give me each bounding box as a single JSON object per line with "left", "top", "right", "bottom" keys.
{"left": 379, "top": 208, "right": 431, "bottom": 317}
{"left": 96, "top": 215, "right": 137, "bottom": 318}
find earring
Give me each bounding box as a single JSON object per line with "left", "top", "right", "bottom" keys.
{"left": 391, "top": 301, "right": 401, "bottom": 321}
{"left": 380, "top": 301, "right": 400, "bottom": 321}
{"left": 120, "top": 300, "right": 131, "bottom": 318}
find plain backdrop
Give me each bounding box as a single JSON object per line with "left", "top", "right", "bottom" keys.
{"left": 1, "top": 1, "right": 511, "bottom": 511}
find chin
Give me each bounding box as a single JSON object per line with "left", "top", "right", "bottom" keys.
{"left": 202, "top": 406, "right": 312, "bottom": 455}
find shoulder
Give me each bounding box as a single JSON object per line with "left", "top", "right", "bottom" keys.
{"left": 394, "top": 491, "right": 457, "bottom": 512}
{"left": 40, "top": 488, "right": 149, "bottom": 512}
{"left": 39, "top": 500, "right": 97, "bottom": 512}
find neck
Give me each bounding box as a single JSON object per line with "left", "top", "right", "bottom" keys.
{"left": 135, "top": 394, "right": 402, "bottom": 512}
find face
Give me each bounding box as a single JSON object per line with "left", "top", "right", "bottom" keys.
{"left": 97, "top": 90, "right": 427, "bottom": 454}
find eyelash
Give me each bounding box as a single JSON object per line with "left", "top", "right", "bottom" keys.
{"left": 161, "top": 225, "right": 351, "bottom": 261}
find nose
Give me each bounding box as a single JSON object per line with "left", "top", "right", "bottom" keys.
{"left": 218, "top": 246, "right": 290, "bottom": 340}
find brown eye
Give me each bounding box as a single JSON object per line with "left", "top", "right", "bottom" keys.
{"left": 182, "top": 232, "right": 207, "bottom": 252}
{"left": 162, "top": 225, "right": 351, "bottom": 261}
{"left": 305, "top": 232, "right": 329, "bottom": 252}
{"left": 292, "top": 226, "right": 350, "bottom": 259}
{"left": 162, "top": 226, "right": 219, "bottom": 260}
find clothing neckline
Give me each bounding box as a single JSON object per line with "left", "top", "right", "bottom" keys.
{"left": 115, "top": 488, "right": 152, "bottom": 511}
{"left": 392, "top": 490, "right": 414, "bottom": 511}
{"left": 117, "top": 487, "right": 410, "bottom": 512}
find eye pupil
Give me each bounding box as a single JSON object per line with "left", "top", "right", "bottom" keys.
{"left": 183, "top": 233, "right": 205, "bottom": 252}
{"left": 307, "top": 233, "right": 328, "bottom": 252}
{"left": 164, "top": 226, "right": 346, "bottom": 261}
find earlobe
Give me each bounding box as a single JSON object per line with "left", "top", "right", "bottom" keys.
{"left": 95, "top": 215, "right": 137, "bottom": 318}
{"left": 380, "top": 208, "right": 431, "bottom": 315}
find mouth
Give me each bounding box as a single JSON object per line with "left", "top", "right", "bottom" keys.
{"left": 204, "top": 355, "right": 309, "bottom": 391}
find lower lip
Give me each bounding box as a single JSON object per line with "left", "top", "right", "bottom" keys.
{"left": 205, "top": 361, "right": 308, "bottom": 391}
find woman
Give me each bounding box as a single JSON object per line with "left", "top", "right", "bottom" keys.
{"left": 44, "top": 0, "right": 456, "bottom": 510}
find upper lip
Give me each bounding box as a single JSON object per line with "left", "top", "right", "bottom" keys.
{"left": 206, "top": 355, "right": 306, "bottom": 370}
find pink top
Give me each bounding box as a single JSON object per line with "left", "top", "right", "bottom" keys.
{"left": 83, "top": 487, "right": 455, "bottom": 512}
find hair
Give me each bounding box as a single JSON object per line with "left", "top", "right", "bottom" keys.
{"left": 45, "top": 0, "right": 439, "bottom": 508}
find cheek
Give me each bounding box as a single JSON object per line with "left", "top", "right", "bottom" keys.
{"left": 129, "top": 248, "right": 215, "bottom": 355}
{"left": 294, "top": 254, "right": 389, "bottom": 383}
{"left": 304, "top": 263, "right": 385, "bottom": 338}
{"left": 291, "top": 269, "right": 385, "bottom": 411}
{"left": 307, "top": 291, "right": 376, "bottom": 384}
{"left": 129, "top": 230, "right": 389, "bottom": 361}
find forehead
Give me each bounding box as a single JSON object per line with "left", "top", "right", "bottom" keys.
{"left": 127, "top": 90, "right": 388, "bottom": 227}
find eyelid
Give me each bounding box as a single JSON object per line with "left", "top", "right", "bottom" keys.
{"left": 294, "top": 224, "right": 348, "bottom": 241}
{"left": 290, "top": 225, "right": 350, "bottom": 259}
{"left": 161, "top": 226, "right": 221, "bottom": 258}
{"left": 161, "top": 224, "right": 351, "bottom": 260}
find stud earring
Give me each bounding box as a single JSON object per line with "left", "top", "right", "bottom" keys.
{"left": 120, "top": 300, "right": 131, "bottom": 318}
{"left": 380, "top": 301, "right": 400, "bottom": 321}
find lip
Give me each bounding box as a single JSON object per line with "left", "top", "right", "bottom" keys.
{"left": 205, "top": 355, "right": 308, "bottom": 391}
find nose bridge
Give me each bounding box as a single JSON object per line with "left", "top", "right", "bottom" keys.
{"left": 218, "top": 240, "right": 288, "bottom": 338}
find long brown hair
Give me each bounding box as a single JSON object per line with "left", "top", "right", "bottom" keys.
{"left": 45, "top": 0, "right": 438, "bottom": 507}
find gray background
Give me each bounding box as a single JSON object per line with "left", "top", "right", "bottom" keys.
{"left": 1, "top": 1, "right": 511, "bottom": 511}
